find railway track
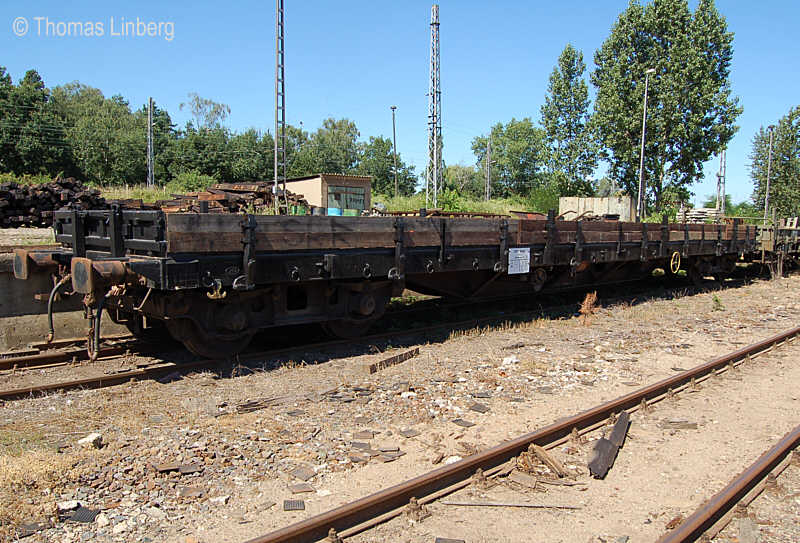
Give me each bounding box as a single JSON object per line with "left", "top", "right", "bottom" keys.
{"left": 0, "top": 273, "right": 766, "bottom": 401}
{"left": 238, "top": 325, "right": 800, "bottom": 543}
{"left": 657, "top": 423, "right": 800, "bottom": 542}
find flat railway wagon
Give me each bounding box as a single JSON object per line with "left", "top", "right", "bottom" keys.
{"left": 14, "top": 207, "right": 762, "bottom": 358}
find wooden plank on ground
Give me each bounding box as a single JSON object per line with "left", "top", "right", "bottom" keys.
{"left": 531, "top": 444, "right": 570, "bottom": 478}
{"left": 365, "top": 348, "right": 419, "bottom": 374}
{"left": 588, "top": 411, "right": 630, "bottom": 478}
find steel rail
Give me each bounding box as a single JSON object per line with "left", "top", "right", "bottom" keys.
{"left": 656, "top": 423, "right": 800, "bottom": 543}
{"left": 243, "top": 325, "right": 800, "bottom": 543}
{"left": 0, "top": 345, "right": 129, "bottom": 371}
{"left": 0, "top": 359, "right": 219, "bottom": 401}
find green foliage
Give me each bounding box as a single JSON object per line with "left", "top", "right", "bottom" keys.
{"left": 0, "top": 172, "right": 53, "bottom": 185}
{"left": 471, "top": 118, "right": 549, "bottom": 198}
{"left": 227, "top": 128, "right": 273, "bottom": 183}
{"left": 290, "top": 118, "right": 360, "bottom": 176}
{"left": 444, "top": 164, "right": 483, "bottom": 198}
{"left": 0, "top": 68, "right": 73, "bottom": 177}
{"left": 591, "top": 0, "right": 742, "bottom": 213}
{"left": 523, "top": 184, "right": 561, "bottom": 214}
{"left": 541, "top": 44, "right": 599, "bottom": 195}
{"left": 750, "top": 106, "right": 800, "bottom": 218}
{"left": 165, "top": 170, "right": 217, "bottom": 193}
{"left": 179, "top": 92, "right": 230, "bottom": 131}
{"left": 356, "top": 135, "right": 416, "bottom": 196}
{"left": 711, "top": 294, "right": 724, "bottom": 311}
{"left": 374, "top": 189, "right": 559, "bottom": 216}
{"left": 166, "top": 126, "right": 230, "bottom": 181}
{"left": 50, "top": 83, "right": 146, "bottom": 185}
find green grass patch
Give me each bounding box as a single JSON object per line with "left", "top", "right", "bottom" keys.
{"left": 0, "top": 429, "right": 52, "bottom": 457}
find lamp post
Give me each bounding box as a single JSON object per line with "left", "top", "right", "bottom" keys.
{"left": 390, "top": 106, "right": 398, "bottom": 198}
{"left": 636, "top": 68, "right": 656, "bottom": 222}
{"left": 764, "top": 125, "right": 775, "bottom": 221}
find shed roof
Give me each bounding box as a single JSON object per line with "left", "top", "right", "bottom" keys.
{"left": 285, "top": 173, "right": 373, "bottom": 183}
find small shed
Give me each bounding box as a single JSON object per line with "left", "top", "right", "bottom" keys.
{"left": 558, "top": 195, "right": 636, "bottom": 221}
{"left": 284, "top": 174, "right": 372, "bottom": 215}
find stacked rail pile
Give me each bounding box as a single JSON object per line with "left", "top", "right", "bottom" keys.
{"left": 0, "top": 178, "right": 106, "bottom": 228}
{"left": 154, "top": 183, "right": 309, "bottom": 214}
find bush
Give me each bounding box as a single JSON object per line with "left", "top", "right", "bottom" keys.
{"left": 165, "top": 170, "right": 217, "bottom": 193}
{"left": 524, "top": 185, "right": 561, "bottom": 214}
{"left": 0, "top": 172, "right": 55, "bottom": 185}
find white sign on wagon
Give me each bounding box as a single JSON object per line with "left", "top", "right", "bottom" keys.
{"left": 508, "top": 247, "right": 531, "bottom": 275}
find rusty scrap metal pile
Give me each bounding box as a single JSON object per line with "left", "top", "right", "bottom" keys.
{"left": 113, "top": 182, "right": 310, "bottom": 214}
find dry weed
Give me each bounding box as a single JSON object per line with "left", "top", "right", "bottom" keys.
{"left": 579, "top": 291, "right": 598, "bottom": 325}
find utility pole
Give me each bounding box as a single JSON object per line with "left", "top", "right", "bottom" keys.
{"left": 426, "top": 4, "right": 442, "bottom": 208}
{"left": 636, "top": 68, "right": 656, "bottom": 222}
{"left": 484, "top": 137, "right": 491, "bottom": 201}
{"left": 716, "top": 149, "right": 726, "bottom": 215}
{"left": 391, "top": 105, "right": 398, "bottom": 198}
{"left": 764, "top": 125, "right": 775, "bottom": 221}
{"left": 146, "top": 97, "right": 154, "bottom": 187}
{"left": 274, "top": 0, "right": 288, "bottom": 214}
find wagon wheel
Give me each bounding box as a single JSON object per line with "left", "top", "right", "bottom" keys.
{"left": 166, "top": 319, "right": 253, "bottom": 359}
{"left": 321, "top": 318, "right": 376, "bottom": 339}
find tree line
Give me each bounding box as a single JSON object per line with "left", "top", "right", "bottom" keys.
{"left": 0, "top": 72, "right": 418, "bottom": 196}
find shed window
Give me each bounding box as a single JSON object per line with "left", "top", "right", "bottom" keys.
{"left": 327, "top": 185, "right": 365, "bottom": 210}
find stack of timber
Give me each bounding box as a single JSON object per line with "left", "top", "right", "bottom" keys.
{"left": 0, "top": 177, "right": 106, "bottom": 228}
{"left": 679, "top": 207, "right": 723, "bottom": 224}
{"left": 154, "top": 183, "right": 310, "bottom": 214}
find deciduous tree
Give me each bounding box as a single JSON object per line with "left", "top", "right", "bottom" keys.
{"left": 541, "top": 44, "right": 598, "bottom": 195}
{"left": 356, "top": 136, "right": 417, "bottom": 196}
{"left": 750, "top": 106, "right": 800, "bottom": 218}
{"left": 591, "top": 0, "right": 741, "bottom": 212}
{"left": 471, "top": 118, "right": 548, "bottom": 198}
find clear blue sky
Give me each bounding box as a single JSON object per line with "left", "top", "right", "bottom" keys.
{"left": 3, "top": 1, "right": 797, "bottom": 205}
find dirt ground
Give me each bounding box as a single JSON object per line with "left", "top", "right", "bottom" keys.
{"left": 1, "top": 274, "right": 799, "bottom": 543}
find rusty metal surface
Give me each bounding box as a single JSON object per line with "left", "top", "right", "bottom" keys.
{"left": 656, "top": 423, "right": 800, "bottom": 543}
{"left": 0, "top": 345, "right": 127, "bottom": 371}
{"left": 0, "top": 358, "right": 216, "bottom": 401}
{"left": 243, "top": 326, "right": 800, "bottom": 543}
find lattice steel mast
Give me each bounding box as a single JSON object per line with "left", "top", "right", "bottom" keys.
{"left": 716, "top": 149, "right": 726, "bottom": 215}
{"left": 274, "top": 0, "right": 288, "bottom": 213}
{"left": 426, "top": 4, "right": 442, "bottom": 208}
